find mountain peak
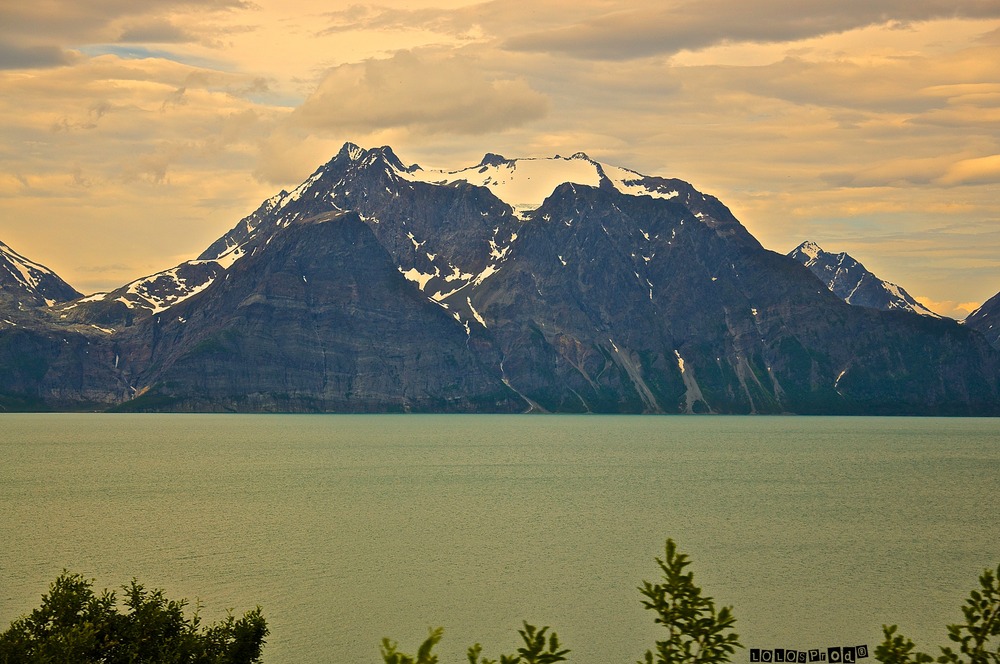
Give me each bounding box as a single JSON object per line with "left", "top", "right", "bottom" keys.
{"left": 793, "top": 240, "right": 823, "bottom": 261}
{"left": 333, "top": 142, "right": 416, "bottom": 173}
{"left": 789, "top": 241, "right": 940, "bottom": 318}
{"left": 0, "top": 239, "right": 81, "bottom": 307}
{"left": 369, "top": 145, "right": 409, "bottom": 172}
{"left": 479, "top": 153, "right": 510, "bottom": 167}
{"left": 336, "top": 141, "right": 366, "bottom": 162}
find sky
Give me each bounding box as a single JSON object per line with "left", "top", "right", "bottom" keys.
{"left": 2, "top": 1, "right": 999, "bottom": 318}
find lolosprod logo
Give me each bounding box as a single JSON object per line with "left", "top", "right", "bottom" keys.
{"left": 750, "top": 645, "right": 869, "bottom": 663}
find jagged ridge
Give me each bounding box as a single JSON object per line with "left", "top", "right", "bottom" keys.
{"left": 789, "top": 240, "right": 940, "bottom": 318}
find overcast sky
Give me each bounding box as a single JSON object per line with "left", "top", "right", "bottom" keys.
{"left": 2, "top": 1, "right": 999, "bottom": 317}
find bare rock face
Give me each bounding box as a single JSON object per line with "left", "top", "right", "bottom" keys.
{"left": 2, "top": 143, "right": 999, "bottom": 414}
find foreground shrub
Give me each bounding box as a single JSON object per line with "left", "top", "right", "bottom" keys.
{"left": 876, "top": 564, "right": 1000, "bottom": 664}
{"left": 381, "top": 538, "right": 743, "bottom": 664}
{"left": 0, "top": 571, "right": 267, "bottom": 664}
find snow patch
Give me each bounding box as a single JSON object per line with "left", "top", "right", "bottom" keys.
{"left": 399, "top": 267, "right": 435, "bottom": 290}
{"left": 467, "top": 297, "right": 487, "bottom": 327}
{"left": 399, "top": 153, "right": 602, "bottom": 211}
{"left": 444, "top": 265, "right": 473, "bottom": 282}
{"left": 472, "top": 264, "right": 499, "bottom": 286}
{"left": 394, "top": 151, "right": 687, "bottom": 212}
{"left": 277, "top": 170, "right": 323, "bottom": 209}
{"left": 797, "top": 241, "right": 823, "bottom": 263}
{"left": 214, "top": 247, "right": 244, "bottom": 269}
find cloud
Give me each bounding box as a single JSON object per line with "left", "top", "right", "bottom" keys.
{"left": 253, "top": 126, "right": 342, "bottom": 185}
{"left": 314, "top": 1, "right": 584, "bottom": 40}
{"left": 292, "top": 49, "right": 549, "bottom": 135}
{"left": 0, "top": 50, "right": 285, "bottom": 197}
{"left": 0, "top": 41, "right": 77, "bottom": 69}
{"left": 823, "top": 154, "right": 1000, "bottom": 188}
{"left": 1, "top": 0, "right": 251, "bottom": 38}
{"left": 503, "top": 0, "right": 1000, "bottom": 59}
{"left": 822, "top": 158, "right": 950, "bottom": 188}
{"left": 939, "top": 154, "right": 1000, "bottom": 185}
{"left": 118, "top": 19, "right": 197, "bottom": 44}
{"left": 914, "top": 296, "right": 982, "bottom": 319}
{"left": 316, "top": 5, "right": 467, "bottom": 36}
{"left": 0, "top": 0, "right": 252, "bottom": 69}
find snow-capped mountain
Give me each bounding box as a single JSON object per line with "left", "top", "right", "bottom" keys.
{"left": 1, "top": 143, "right": 998, "bottom": 414}
{"left": 66, "top": 144, "right": 751, "bottom": 328}
{"left": 194, "top": 143, "right": 752, "bottom": 312}
{"left": 0, "top": 239, "right": 81, "bottom": 309}
{"left": 788, "top": 241, "right": 940, "bottom": 318}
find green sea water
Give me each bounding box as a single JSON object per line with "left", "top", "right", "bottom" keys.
{"left": 1, "top": 414, "right": 997, "bottom": 663}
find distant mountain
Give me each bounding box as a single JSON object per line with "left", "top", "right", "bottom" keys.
{"left": 965, "top": 292, "right": 1000, "bottom": 350}
{"left": 788, "top": 241, "right": 939, "bottom": 317}
{"left": 1, "top": 144, "right": 998, "bottom": 414}
{"left": 0, "top": 240, "right": 126, "bottom": 410}
{"left": 0, "top": 240, "right": 81, "bottom": 309}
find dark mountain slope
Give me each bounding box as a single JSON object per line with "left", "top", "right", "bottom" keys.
{"left": 456, "top": 185, "right": 999, "bottom": 414}
{"left": 113, "top": 211, "right": 521, "bottom": 412}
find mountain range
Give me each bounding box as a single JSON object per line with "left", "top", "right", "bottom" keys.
{"left": 2, "top": 143, "right": 999, "bottom": 414}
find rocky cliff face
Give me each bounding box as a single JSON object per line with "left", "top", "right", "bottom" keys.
{"left": 2, "top": 143, "right": 999, "bottom": 414}
{"left": 0, "top": 241, "right": 128, "bottom": 410}
{"left": 112, "top": 210, "right": 521, "bottom": 412}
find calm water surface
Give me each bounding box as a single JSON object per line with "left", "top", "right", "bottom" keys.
{"left": 1, "top": 415, "right": 998, "bottom": 663}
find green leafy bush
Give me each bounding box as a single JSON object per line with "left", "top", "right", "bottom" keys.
{"left": 876, "top": 565, "right": 1000, "bottom": 664}
{"left": 381, "top": 538, "right": 742, "bottom": 664}
{"left": 0, "top": 571, "right": 267, "bottom": 664}
{"left": 638, "top": 539, "right": 743, "bottom": 664}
